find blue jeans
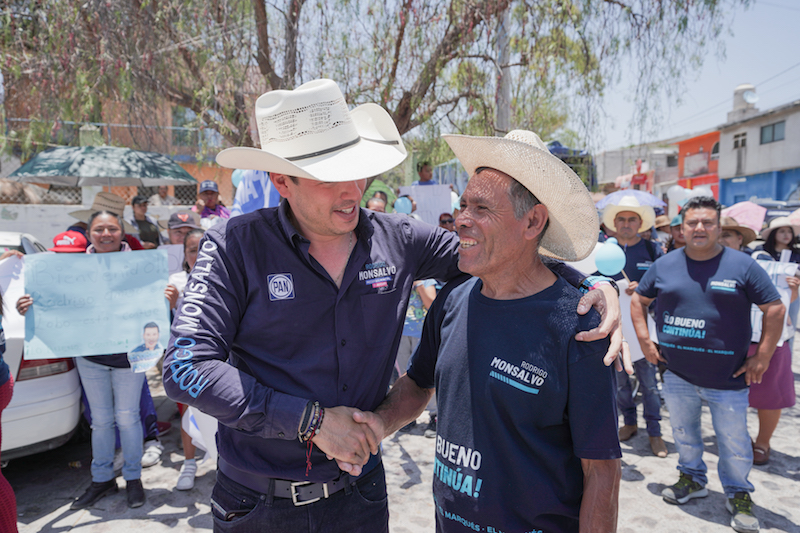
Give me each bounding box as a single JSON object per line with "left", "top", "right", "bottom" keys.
{"left": 76, "top": 357, "right": 145, "bottom": 482}
{"left": 662, "top": 371, "right": 753, "bottom": 497}
{"left": 617, "top": 359, "right": 662, "bottom": 436}
{"left": 211, "top": 464, "right": 389, "bottom": 533}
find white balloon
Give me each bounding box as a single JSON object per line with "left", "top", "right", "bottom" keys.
{"left": 667, "top": 185, "right": 687, "bottom": 202}
{"left": 693, "top": 185, "right": 713, "bottom": 198}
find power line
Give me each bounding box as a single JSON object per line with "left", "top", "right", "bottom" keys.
{"left": 665, "top": 60, "right": 800, "bottom": 130}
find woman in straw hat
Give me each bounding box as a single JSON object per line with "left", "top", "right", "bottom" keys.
{"left": 756, "top": 217, "right": 800, "bottom": 263}
{"left": 736, "top": 217, "right": 800, "bottom": 465}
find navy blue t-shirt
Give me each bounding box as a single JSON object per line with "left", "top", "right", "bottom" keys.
{"left": 612, "top": 238, "right": 663, "bottom": 283}
{"left": 636, "top": 247, "right": 780, "bottom": 390}
{"left": 408, "top": 275, "right": 620, "bottom": 533}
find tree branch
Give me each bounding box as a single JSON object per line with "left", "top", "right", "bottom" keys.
{"left": 252, "top": 0, "right": 282, "bottom": 89}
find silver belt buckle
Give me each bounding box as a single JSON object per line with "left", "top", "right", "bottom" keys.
{"left": 290, "top": 481, "right": 328, "bottom": 506}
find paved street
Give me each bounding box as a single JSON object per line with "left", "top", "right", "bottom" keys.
{"left": 7, "top": 345, "right": 800, "bottom": 532}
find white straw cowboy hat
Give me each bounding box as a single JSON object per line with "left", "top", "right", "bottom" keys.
{"left": 602, "top": 196, "right": 656, "bottom": 233}
{"left": 760, "top": 216, "right": 800, "bottom": 241}
{"left": 720, "top": 216, "right": 757, "bottom": 246}
{"left": 216, "top": 79, "right": 407, "bottom": 182}
{"left": 69, "top": 192, "right": 137, "bottom": 234}
{"left": 442, "top": 130, "right": 597, "bottom": 261}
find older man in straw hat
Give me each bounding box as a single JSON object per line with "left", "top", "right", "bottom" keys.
{"left": 602, "top": 196, "right": 667, "bottom": 457}
{"left": 355, "top": 130, "right": 622, "bottom": 533}
{"left": 163, "top": 80, "right": 626, "bottom": 533}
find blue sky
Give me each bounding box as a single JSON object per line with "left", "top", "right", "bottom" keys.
{"left": 597, "top": 0, "right": 800, "bottom": 152}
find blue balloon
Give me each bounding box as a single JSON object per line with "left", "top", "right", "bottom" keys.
{"left": 231, "top": 169, "right": 244, "bottom": 188}
{"left": 595, "top": 237, "right": 626, "bottom": 276}
{"left": 394, "top": 197, "right": 412, "bottom": 214}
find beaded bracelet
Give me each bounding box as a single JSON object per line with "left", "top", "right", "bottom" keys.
{"left": 304, "top": 404, "right": 325, "bottom": 476}
{"left": 299, "top": 401, "right": 323, "bottom": 443}
{"left": 578, "top": 275, "right": 619, "bottom": 296}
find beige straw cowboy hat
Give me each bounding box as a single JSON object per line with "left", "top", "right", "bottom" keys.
{"left": 720, "top": 216, "right": 757, "bottom": 246}
{"left": 442, "top": 130, "right": 597, "bottom": 261}
{"left": 602, "top": 196, "right": 656, "bottom": 233}
{"left": 216, "top": 79, "right": 407, "bottom": 182}
{"left": 69, "top": 192, "right": 137, "bottom": 234}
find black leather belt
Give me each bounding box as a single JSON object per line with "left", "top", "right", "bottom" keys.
{"left": 218, "top": 451, "right": 381, "bottom": 507}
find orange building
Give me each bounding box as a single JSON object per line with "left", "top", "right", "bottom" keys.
{"left": 677, "top": 130, "right": 720, "bottom": 199}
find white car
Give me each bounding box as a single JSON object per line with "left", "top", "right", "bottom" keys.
{"left": 1, "top": 231, "right": 83, "bottom": 463}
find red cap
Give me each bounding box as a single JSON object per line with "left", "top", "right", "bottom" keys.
{"left": 50, "top": 231, "right": 88, "bottom": 253}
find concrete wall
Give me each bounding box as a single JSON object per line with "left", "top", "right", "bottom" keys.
{"left": 718, "top": 168, "right": 800, "bottom": 206}
{"left": 0, "top": 204, "right": 190, "bottom": 248}
{"left": 596, "top": 146, "right": 677, "bottom": 186}
{"left": 719, "top": 105, "right": 800, "bottom": 180}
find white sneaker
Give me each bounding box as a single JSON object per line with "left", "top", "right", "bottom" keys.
{"left": 176, "top": 460, "right": 197, "bottom": 491}
{"left": 141, "top": 440, "right": 164, "bottom": 468}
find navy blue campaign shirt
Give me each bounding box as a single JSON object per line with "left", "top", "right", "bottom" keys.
{"left": 636, "top": 247, "right": 780, "bottom": 390}
{"left": 408, "top": 275, "right": 620, "bottom": 533}
{"left": 611, "top": 238, "right": 664, "bottom": 283}
{"left": 163, "top": 200, "right": 589, "bottom": 483}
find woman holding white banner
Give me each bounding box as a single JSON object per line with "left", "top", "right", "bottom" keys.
{"left": 721, "top": 218, "right": 798, "bottom": 466}
{"left": 17, "top": 211, "right": 147, "bottom": 509}
{"left": 1, "top": 249, "right": 23, "bottom": 532}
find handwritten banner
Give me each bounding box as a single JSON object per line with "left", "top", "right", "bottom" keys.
{"left": 751, "top": 260, "right": 798, "bottom": 344}
{"left": 0, "top": 255, "right": 26, "bottom": 344}
{"left": 23, "top": 250, "right": 170, "bottom": 368}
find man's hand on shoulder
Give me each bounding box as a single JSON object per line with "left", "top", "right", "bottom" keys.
{"left": 575, "top": 283, "right": 633, "bottom": 374}
{"left": 312, "top": 406, "right": 380, "bottom": 476}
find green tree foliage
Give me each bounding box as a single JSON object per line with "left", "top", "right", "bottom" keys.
{"left": 1, "top": 0, "right": 746, "bottom": 160}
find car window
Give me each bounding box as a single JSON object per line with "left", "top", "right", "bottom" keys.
{"left": 1, "top": 244, "right": 24, "bottom": 254}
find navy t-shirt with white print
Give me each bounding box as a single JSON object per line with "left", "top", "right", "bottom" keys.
{"left": 611, "top": 238, "right": 663, "bottom": 283}
{"left": 636, "top": 247, "right": 780, "bottom": 390}
{"left": 408, "top": 275, "right": 620, "bottom": 533}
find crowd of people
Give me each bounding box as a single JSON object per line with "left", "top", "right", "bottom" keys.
{"left": 0, "top": 78, "right": 796, "bottom": 533}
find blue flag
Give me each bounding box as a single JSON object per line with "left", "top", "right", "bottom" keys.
{"left": 230, "top": 169, "right": 281, "bottom": 217}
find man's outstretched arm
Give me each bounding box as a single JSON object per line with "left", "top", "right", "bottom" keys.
{"left": 353, "top": 374, "right": 434, "bottom": 443}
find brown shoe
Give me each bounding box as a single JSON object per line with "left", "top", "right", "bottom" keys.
{"left": 752, "top": 443, "right": 770, "bottom": 465}
{"left": 649, "top": 436, "right": 668, "bottom": 457}
{"left": 618, "top": 425, "right": 638, "bottom": 441}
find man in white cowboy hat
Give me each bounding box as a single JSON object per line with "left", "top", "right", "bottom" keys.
{"left": 353, "top": 130, "right": 622, "bottom": 533}
{"left": 602, "top": 196, "right": 667, "bottom": 457}
{"left": 631, "top": 196, "right": 784, "bottom": 533}
{"left": 162, "top": 80, "right": 626, "bottom": 532}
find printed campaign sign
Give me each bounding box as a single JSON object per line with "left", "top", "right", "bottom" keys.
{"left": 751, "top": 260, "right": 798, "bottom": 345}
{"left": 23, "top": 249, "right": 170, "bottom": 371}
{"left": 617, "top": 279, "right": 657, "bottom": 363}
{"left": 159, "top": 243, "right": 185, "bottom": 276}
{"left": 399, "top": 184, "right": 452, "bottom": 226}
{"left": 0, "top": 255, "right": 25, "bottom": 343}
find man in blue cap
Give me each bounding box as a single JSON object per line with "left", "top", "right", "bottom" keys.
{"left": 194, "top": 180, "right": 230, "bottom": 228}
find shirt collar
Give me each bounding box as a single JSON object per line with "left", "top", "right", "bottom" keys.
{"left": 277, "top": 198, "right": 375, "bottom": 249}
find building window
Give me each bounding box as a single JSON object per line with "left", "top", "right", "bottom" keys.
{"left": 666, "top": 155, "right": 678, "bottom": 167}
{"left": 733, "top": 133, "right": 746, "bottom": 149}
{"left": 760, "top": 121, "right": 785, "bottom": 144}
{"left": 710, "top": 141, "right": 719, "bottom": 160}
